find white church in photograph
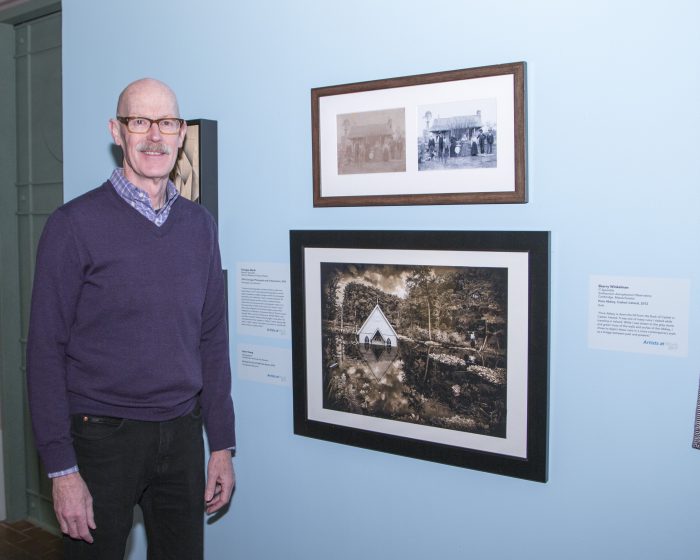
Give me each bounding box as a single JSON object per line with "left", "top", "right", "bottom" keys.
{"left": 357, "top": 304, "right": 398, "bottom": 348}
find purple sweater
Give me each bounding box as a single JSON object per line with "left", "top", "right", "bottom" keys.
{"left": 27, "top": 181, "right": 235, "bottom": 473}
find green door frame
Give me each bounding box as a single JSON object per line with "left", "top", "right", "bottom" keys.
{"left": 0, "top": 20, "right": 23, "bottom": 521}
{"left": 0, "top": 0, "right": 61, "bottom": 521}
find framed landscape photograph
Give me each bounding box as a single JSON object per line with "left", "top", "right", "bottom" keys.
{"left": 171, "top": 118, "right": 219, "bottom": 223}
{"left": 290, "top": 230, "right": 549, "bottom": 482}
{"left": 311, "top": 62, "right": 526, "bottom": 207}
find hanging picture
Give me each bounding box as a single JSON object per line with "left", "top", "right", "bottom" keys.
{"left": 290, "top": 230, "right": 549, "bottom": 482}
{"left": 311, "top": 62, "right": 526, "bottom": 206}
{"left": 170, "top": 118, "right": 219, "bottom": 223}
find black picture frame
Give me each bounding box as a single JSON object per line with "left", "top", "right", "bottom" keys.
{"left": 290, "top": 230, "right": 549, "bottom": 482}
{"left": 171, "top": 118, "right": 219, "bottom": 224}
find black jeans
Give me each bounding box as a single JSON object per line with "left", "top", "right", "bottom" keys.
{"left": 65, "top": 409, "right": 205, "bottom": 560}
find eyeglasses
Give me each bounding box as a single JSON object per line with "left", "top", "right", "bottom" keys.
{"left": 116, "top": 116, "right": 185, "bottom": 134}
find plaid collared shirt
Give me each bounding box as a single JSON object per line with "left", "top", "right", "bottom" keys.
{"left": 109, "top": 168, "right": 179, "bottom": 226}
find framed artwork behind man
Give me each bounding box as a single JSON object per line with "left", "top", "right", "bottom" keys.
{"left": 171, "top": 118, "right": 219, "bottom": 224}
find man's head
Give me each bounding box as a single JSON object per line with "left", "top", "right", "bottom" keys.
{"left": 109, "top": 78, "right": 186, "bottom": 191}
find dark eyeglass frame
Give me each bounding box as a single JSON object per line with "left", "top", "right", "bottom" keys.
{"left": 116, "top": 116, "right": 185, "bottom": 134}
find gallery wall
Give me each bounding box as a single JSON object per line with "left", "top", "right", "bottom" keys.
{"left": 61, "top": 1, "right": 700, "bottom": 558}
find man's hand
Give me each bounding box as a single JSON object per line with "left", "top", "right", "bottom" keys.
{"left": 52, "top": 472, "right": 96, "bottom": 543}
{"left": 204, "top": 450, "right": 235, "bottom": 514}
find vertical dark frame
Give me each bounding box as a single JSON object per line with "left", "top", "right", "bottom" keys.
{"left": 171, "top": 119, "right": 228, "bottom": 314}
{"left": 171, "top": 118, "right": 219, "bottom": 224}
{"left": 191, "top": 119, "right": 219, "bottom": 225}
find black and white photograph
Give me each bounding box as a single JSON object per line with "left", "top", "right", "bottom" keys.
{"left": 418, "top": 98, "right": 497, "bottom": 171}
{"left": 291, "top": 230, "right": 549, "bottom": 482}
{"left": 320, "top": 262, "right": 508, "bottom": 438}
{"left": 336, "top": 108, "right": 406, "bottom": 175}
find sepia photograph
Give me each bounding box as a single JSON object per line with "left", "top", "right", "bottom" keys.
{"left": 336, "top": 108, "right": 406, "bottom": 175}
{"left": 171, "top": 121, "right": 201, "bottom": 203}
{"left": 320, "top": 261, "right": 508, "bottom": 438}
{"left": 291, "top": 230, "right": 550, "bottom": 482}
{"left": 417, "top": 98, "right": 497, "bottom": 171}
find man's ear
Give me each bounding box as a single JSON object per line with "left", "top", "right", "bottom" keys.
{"left": 108, "top": 118, "right": 122, "bottom": 146}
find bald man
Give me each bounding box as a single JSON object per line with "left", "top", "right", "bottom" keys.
{"left": 27, "top": 78, "right": 235, "bottom": 559}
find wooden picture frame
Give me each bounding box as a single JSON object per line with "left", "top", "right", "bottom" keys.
{"left": 312, "top": 62, "right": 526, "bottom": 207}
{"left": 290, "top": 230, "right": 549, "bottom": 482}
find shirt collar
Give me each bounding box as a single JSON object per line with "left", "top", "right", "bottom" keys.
{"left": 110, "top": 168, "right": 179, "bottom": 208}
{"left": 109, "top": 168, "right": 179, "bottom": 227}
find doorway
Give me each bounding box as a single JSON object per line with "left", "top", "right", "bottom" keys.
{"left": 0, "top": 1, "right": 63, "bottom": 529}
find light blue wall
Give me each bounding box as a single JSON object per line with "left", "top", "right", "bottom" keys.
{"left": 62, "top": 1, "right": 700, "bottom": 558}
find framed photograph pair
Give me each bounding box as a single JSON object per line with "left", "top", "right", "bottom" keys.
{"left": 291, "top": 230, "right": 549, "bottom": 482}
{"left": 312, "top": 62, "right": 526, "bottom": 206}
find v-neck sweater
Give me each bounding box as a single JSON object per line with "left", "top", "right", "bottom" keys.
{"left": 27, "top": 180, "right": 235, "bottom": 473}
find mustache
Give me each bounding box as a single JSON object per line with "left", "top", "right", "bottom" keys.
{"left": 136, "top": 142, "right": 172, "bottom": 155}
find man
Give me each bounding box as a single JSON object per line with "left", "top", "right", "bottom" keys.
{"left": 26, "top": 78, "right": 235, "bottom": 559}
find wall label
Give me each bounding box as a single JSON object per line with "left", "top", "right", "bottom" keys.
{"left": 588, "top": 275, "right": 690, "bottom": 357}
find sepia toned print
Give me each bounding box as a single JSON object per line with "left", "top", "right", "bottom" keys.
{"left": 320, "top": 261, "right": 508, "bottom": 437}
{"left": 170, "top": 123, "right": 200, "bottom": 203}
{"left": 336, "top": 108, "right": 406, "bottom": 175}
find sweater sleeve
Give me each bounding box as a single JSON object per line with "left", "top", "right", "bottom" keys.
{"left": 26, "top": 209, "right": 85, "bottom": 473}
{"left": 198, "top": 219, "right": 236, "bottom": 452}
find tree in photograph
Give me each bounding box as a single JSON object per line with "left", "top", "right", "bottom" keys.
{"left": 321, "top": 267, "right": 342, "bottom": 323}
{"left": 405, "top": 266, "right": 440, "bottom": 341}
